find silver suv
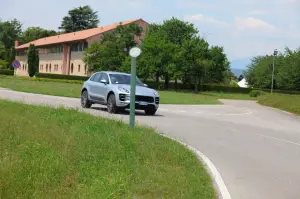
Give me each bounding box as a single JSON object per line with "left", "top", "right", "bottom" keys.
{"left": 81, "top": 72, "right": 160, "bottom": 115}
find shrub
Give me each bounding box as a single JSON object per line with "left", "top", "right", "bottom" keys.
{"left": 249, "top": 90, "right": 265, "bottom": 97}
{"left": 145, "top": 80, "right": 254, "bottom": 93}
{"left": 35, "top": 73, "right": 89, "bottom": 81}
{"left": 0, "top": 69, "right": 14, "bottom": 76}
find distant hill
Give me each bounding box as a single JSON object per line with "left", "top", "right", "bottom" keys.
{"left": 231, "top": 68, "right": 244, "bottom": 77}
{"left": 230, "top": 58, "right": 251, "bottom": 77}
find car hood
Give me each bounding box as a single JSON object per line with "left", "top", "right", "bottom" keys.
{"left": 116, "top": 84, "right": 158, "bottom": 96}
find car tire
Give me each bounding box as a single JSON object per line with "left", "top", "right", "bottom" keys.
{"left": 145, "top": 106, "right": 157, "bottom": 116}
{"left": 81, "top": 90, "right": 92, "bottom": 108}
{"left": 107, "top": 94, "right": 118, "bottom": 114}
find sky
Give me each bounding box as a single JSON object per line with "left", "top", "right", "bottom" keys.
{"left": 1, "top": 0, "right": 299, "bottom": 68}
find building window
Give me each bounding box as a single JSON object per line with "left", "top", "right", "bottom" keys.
{"left": 22, "top": 64, "right": 24, "bottom": 70}
{"left": 84, "top": 65, "right": 87, "bottom": 74}
{"left": 78, "top": 65, "right": 80, "bottom": 72}
{"left": 46, "top": 64, "right": 48, "bottom": 72}
{"left": 49, "top": 64, "right": 51, "bottom": 72}
{"left": 71, "top": 63, "right": 74, "bottom": 74}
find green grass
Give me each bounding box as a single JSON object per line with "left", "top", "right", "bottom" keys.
{"left": 0, "top": 75, "right": 254, "bottom": 104}
{"left": 258, "top": 93, "right": 300, "bottom": 115}
{"left": 0, "top": 100, "right": 215, "bottom": 199}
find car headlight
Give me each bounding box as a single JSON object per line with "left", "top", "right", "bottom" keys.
{"left": 153, "top": 91, "right": 158, "bottom": 96}
{"left": 118, "top": 87, "right": 130, "bottom": 93}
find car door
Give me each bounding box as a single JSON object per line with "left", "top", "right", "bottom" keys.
{"left": 98, "top": 73, "right": 110, "bottom": 102}
{"left": 89, "top": 72, "right": 103, "bottom": 102}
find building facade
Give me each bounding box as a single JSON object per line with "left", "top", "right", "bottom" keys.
{"left": 15, "top": 19, "right": 148, "bottom": 77}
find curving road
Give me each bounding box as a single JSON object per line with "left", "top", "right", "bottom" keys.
{"left": 1, "top": 89, "right": 300, "bottom": 199}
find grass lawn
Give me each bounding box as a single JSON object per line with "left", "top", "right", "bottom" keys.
{"left": 0, "top": 100, "right": 215, "bottom": 199}
{"left": 258, "top": 93, "right": 300, "bottom": 115}
{"left": 0, "top": 75, "right": 254, "bottom": 104}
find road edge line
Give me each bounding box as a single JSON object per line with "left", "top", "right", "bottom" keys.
{"left": 161, "top": 134, "right": 232, "bottom": 199}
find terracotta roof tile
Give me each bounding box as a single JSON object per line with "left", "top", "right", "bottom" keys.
{"left": 16, "top": 19, "right": 144, "bottom": 49}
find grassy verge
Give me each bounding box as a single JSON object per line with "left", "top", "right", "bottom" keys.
{"left": 258, "top": 94, "right": 300, "bottom": 115}
{"left": 0, "top": 100, "right": 215, "bottom": 198}
{"left": 0, "top": 75, "right": 254, "bottom": 104}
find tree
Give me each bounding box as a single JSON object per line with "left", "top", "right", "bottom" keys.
{"left": 59, "top": 5, "right": 99, "bottom": 33}
{"left": 27, "top": 44, "right": 39, "bottom": 77}
{"left": 20, "top": 27, "right": 57, "bottom": 43}
{"left": 84, "top": 23, "right": 142, "bottom": 72}
{"left": 0, "top": 19, "right": 22, "bottom": 68}
{"left": 182, "top": 36, "right": 211, "bottom": 93}
{"left": 208, "top": 46, "right": 230, "bottom": 83}
{"left": 141, "top": 26, "right": 178, "bottom": 89}
{"left": 245, "top": 47, "right": 300, "bottom": 90}
{"left": 141, "top": 19, "right": 199, "bottom": 89}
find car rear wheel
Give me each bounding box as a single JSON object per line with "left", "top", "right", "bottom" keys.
{"left": 145, "top": 106, "right": 157, "bottom": 116}
{"left": 107, "top": 94, "right": 118, "bottom": 114}
{"left": 81, "top": 90, "right": 92, "bottom": 108}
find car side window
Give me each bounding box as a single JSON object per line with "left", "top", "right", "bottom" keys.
{"left": 100, "top": 73, "right": 109, "bottom": 84}
{"left": 91, "top": 73, "right": 102, "bottom": 82}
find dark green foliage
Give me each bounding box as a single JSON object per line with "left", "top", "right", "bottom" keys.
{"left": 20, "top": 27, "right": 57, "bottom": 43}
{"left": 35, "top": 73, "right": 89, "bottom": 81}
{"left": 145, "top": 80, "right": 253, "bottom": 93}
{"left": 0, "top": 69, "right": 14, "bottom": 76}
{"left": 84, "top": 23, "right": 142, "bottom": 72}
{"left": 249, "top": 90, "right": 265, "bottom": 97}
{"left": 59, "top": 5, "right": 99, "bottom": 33}
{"left": 245, "top": 47, "right": 300, "bottom": 90}
{"left": 27, "top": 44, "right": 39, "bottom": 77}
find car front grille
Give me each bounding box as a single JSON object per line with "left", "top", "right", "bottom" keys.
{"left": 136, "top": 95, "right": 154, "bottom": 103}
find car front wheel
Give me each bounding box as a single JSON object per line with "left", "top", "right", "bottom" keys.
{"left": 107, "top": 94, "right": 118, "bottom": 114}
{"left": 81, "top": 90, "right": 92, "bottom": 108}
{"left": 145, "top": 106, "right": 157, "bottom": 116}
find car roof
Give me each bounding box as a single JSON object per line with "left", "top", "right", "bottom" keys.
{"left": 94, "top": 71, "right": 130, "bottom": 76}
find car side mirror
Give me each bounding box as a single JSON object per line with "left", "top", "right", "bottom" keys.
{"left": 144, "top": 83, "right": 148, "bottom": 87}
{"left": 100, "top": 79, "right": 108, "bottom": 84}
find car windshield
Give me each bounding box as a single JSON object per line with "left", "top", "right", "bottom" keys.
{"left": 109, "top": 74, "right": 144, "bottom": 86}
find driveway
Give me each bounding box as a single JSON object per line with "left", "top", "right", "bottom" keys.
{"left": 1, "top": 89, "right": 300, "bottom": 199}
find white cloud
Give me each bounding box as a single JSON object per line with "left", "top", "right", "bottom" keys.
{"left": 184, "top": 14, "right": 228, "bottom": 27}
{"left": 234, "top": 17, "right": 278, "bottom": 32}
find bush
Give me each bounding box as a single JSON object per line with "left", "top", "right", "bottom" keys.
{"left": 249, "top": 90, "right": 265, "bottom": 97}
{"left": 35, "top": 73, "right": 89, "bottom": 81}
{"left": 0, "top": 69, "right": 14, "bottom": 76}
{"left": 145, "top": 80, "right": 254, "bottom": 93}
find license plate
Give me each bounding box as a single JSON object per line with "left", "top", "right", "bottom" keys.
{"left": 139, "top": 102, "right": 148, "bottom": 106}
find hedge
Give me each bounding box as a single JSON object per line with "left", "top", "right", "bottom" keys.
{"left": 0, "top": 69, "right": 14, "bottom": 76}
{"left": 35, "top": 73, "right": 89, "bottom": 81}
{"left": 145, "top": 81, "right": 254, "bottom": 93}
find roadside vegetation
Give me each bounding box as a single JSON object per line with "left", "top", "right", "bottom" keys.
{"left": 0, "top": 75, "right": 255, "bottom": 104}
{"left": 0, "top": 100, "right": 215, "bottom": 198}
{"left": 258, "top": 94, "right": 300, "bottom": 115}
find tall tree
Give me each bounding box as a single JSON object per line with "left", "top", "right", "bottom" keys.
{"left": 20, "top": 27, "right": 57, "bottom": 43}
{"left": 84, "top": 23, "right": 142, "bottom": 72}
{"left": 27, "top": 44, "right": 39, "bottom": 77}
{"left": 0, "top": 19, "right": 22, "bottom": 68}
{"left": 59, "top": 5, "right": 99, "bottom": 33}
{"left": 182, "top": 36, "right": 212, "bottom": 92}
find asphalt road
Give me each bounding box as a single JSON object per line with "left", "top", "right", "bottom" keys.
{"left": 1, "top": 89, "right": 300, "bottom": 199}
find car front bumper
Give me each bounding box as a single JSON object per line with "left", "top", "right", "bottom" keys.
{"left": 116, "top": 93, "right": 159, "bottom": 110}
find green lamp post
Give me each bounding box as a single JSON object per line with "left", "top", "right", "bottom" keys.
{"left": 129, "top": 47, "right": 142, "bottom": 128}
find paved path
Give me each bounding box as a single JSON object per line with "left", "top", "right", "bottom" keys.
{"left": 1, "top": 89, "right": 300, "bottom": 199}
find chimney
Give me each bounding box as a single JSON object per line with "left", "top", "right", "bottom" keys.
{"left": 15, "top": 40, "right": 19, "bottom": 48}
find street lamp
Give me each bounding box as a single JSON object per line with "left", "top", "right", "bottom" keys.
{"left": 129, "top": 47, "right": 142, "bottom": 128}
{"left": 271, "top": 49, "right": 278, "bottom": 94}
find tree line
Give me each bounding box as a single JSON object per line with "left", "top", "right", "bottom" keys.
{"left": 84, "top": 17, "right": 233, "bottom": 92}
{"left": 245, "top": 47, "right": 300, "bottom": 91}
